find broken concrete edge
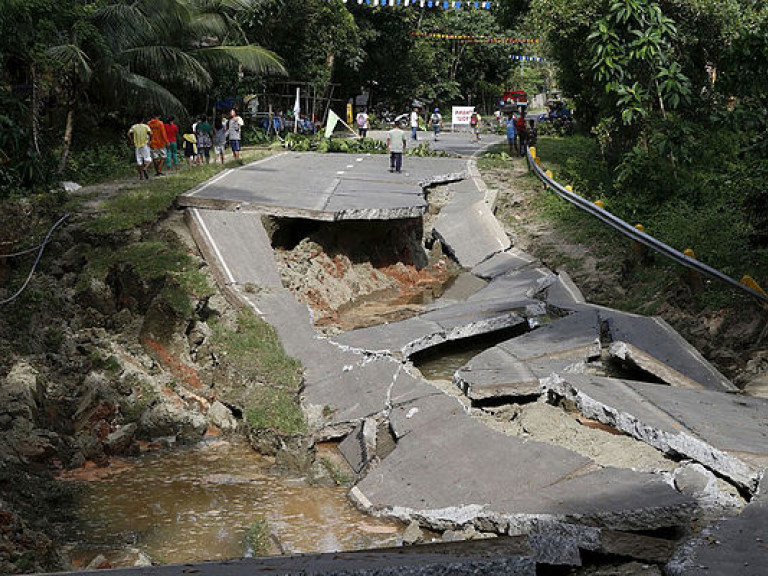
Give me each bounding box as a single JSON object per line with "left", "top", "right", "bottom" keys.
{"left": 467, "top": 159, "right": 499, "bottom": 212}
{"left": 418, "top": 170, "right": 470, "bottom": 190}
{"left": 179, "top": 197, "right": 429, "bottom": 222}
{"left": 552, "top": 270, "right": 586, "bottom": 304}
{"left": 525, "top": 273, "right": 558, "bottom": 299}
{"left": 544, "top": 375, "right": 762, "bottom": 494}
{"left": 610, "top": 340, "right": 737, "bottom": 393}
{"left": 470, "top": 248, "right": 540, "bottom": 280}
{"left": 348, "top": 489, "right": 694, "bottom": 565}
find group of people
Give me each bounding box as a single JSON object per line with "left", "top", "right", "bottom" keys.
{"left": 503, "top": 111, "right": 537, "bottom": 157}
{"left": 127, "top": 109, "right": 245, "bottom": 179}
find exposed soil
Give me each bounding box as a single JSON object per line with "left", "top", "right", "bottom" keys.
{"left": 482, "top": 161, "right": 768, "bottom": 392}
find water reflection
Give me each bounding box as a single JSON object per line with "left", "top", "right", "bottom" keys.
{"left": 65, "top": 441, "right": 400, "bottom": 568}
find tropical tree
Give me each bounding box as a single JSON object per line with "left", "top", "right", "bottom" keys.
{"left": 47, "top": 0, "right": 286, "bottom": 172}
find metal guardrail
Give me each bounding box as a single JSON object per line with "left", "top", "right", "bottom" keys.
{"left": 526, "top": 148, "right": 768, "bottom": 305}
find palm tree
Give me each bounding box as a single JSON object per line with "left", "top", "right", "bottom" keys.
{"left": 50, "top": 0, "right": 285, "bottom": 172}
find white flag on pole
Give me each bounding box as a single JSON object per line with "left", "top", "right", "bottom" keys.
{"left": 293, "top": 87, "right": 301, "bottom": 132}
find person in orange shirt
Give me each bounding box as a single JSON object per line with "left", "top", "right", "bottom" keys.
{"left": 147, "top": 114, "right": 169, "bottom": 176}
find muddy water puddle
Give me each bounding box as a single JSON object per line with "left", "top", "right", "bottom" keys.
{"left": 64, "top": 440, "right": 400, "bottom": 569}
{"left": 413, "top": 325, "right": 530, "bottom": 381}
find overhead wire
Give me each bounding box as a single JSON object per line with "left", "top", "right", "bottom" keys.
{"left": 0, "top": 213, "right": 70, "bottom": 306}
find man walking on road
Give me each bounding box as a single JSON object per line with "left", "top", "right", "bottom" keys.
{"left": 127, "top": 116, "right": 152, "bottom": 180}
{"left": 147, "top": 114, "right": 168, "bottom": 176}
{"left": 387, "top": 120, "right": 407, "bottom": 173}
{"left": 410, "top": 107, "right": 419, "bottom": 141}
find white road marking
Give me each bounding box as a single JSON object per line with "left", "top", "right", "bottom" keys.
{"left": 191, "top": 208, "right": 236, "bottom": 285}
{"left": 186, "top": 169, "right": 232, "bottom": 196}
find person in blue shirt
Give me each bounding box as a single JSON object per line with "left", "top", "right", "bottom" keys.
{"left": 505, "top": 112, "right": 517, "bottom": 156}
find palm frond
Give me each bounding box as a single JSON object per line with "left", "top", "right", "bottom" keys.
{"left": 123, "top": 45, "right": 213, "bottom": 90}
{"left": 193, "top": 45, "right": 286, "bottom": 76}
{"left": 93, "top": 3, "right": 154, "bottom": 50}
{"left": 187, "top": 12, "right": 229, "bottom": 41}
{"left": 103, "top": 66, "right": 187, "bottom": 116}
{"left": 47, "top": 45, "right": 93, "bottom": 81}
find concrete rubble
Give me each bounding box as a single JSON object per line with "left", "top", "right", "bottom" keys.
{"left": 179, "top": 150, "right": 764, "bottom": 574}
{"left": 545, "top": 374, "right": 768, "bottom": 493}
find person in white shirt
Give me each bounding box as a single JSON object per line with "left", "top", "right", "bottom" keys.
{"left": 410, "top": 107, "right": 419, "bottom": 141}
{"left": 227, "top": 108, "right": 245, "bottom": 160}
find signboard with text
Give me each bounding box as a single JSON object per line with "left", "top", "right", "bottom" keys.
{"left": 451, "top": 106, "right": 475, "bottom": 126}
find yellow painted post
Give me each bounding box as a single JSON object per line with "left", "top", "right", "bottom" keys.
{"left": 633, "top": 224, "right": 647, "bottom": 262}
{"left": 594, "top": 200, "right": 604, "bottom": 209}
{"left": 535, "top": 157, "right": 542, "bottom": 167}
{"left": 741, "top": 275, "right": 767, "bottom": 296}
{"left": 529, "top": 147, "right": 536, "bottom": 159}
{"left": 565, "top": 185, "right": 574, "bottom": 194}
{"left": 683, "top": 248, "right": 703, "bottom": 293}
{"left": 545, "top": 169, "right": 553, "bottom": 179}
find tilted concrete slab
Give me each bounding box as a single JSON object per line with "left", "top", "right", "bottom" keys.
{"left": 544, "top": 271, "right": 587, "bottom": 307}
{"left": 471, "top": 248, "right": 539, "bottom": 280}
{"left": 333, "top": 299, "right": 536, "bottom": 360}
{"left": 352, "top": 402, "right": 695, "bottom": 534}
{"left": 179, "top": 153, "right": 474, "bottom": 221}
{"left": 466, "top": 267, "right": 556, "bottom": 303}
{"left": 497, "top": 310, "right": 602, "bottom": 362}
{"left": 186, "top": 208, "right": 284, "bottom": 289}
{"left": 433, "top": 198, "right": 511, "bottom": 268}
{"left": 604, "top": 309, "right": 735, "bottom": 392}
{"left": 667, "top": 492, "right": 768, "bottom": 576}
{"left": 547, "top": 374, "right": 768, "bottom": 493}
{"left": 453, "top": 310, "right": 601, "bottom": 401}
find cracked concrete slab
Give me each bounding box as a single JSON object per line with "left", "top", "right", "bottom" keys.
{"left": 547, "top": 374, "right": 768, "bottom": 492}
{"left": 466, "top": 267, "right": 556, "bottom": 303}
{"left": 604, "top": 310, "right": 735, "bottom": 392}
{"left": 545, "top": 271, "right": 586, "bottom": 307}
{"left": 180, "top": 153, "right": 474, "bottom": 221}
{"left": 332, "top": 299, "right": 533, "bottom": 360}
{"left": 433, "top": 184, "right": 511, "bottom": 267}
{"left": 352, "top": 405, "right": 695, "bottom": 534}
{"left": 667, "top": 492, "right": 768, "bottom": 576}
{"left": 471, "top": 248, "right": 539, "bottom": 280}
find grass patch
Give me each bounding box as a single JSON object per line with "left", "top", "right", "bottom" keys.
{"left": 212, "top": 309, "right": 303, "bottom": 390}
{"left": 86, "top": 150, "right": 269, "bottom": 233}
{"left": 245, "top": 387, "right": 306, "bottom": 435}
{"left": 320, "top": 457, "right": 354, "bottom": 486}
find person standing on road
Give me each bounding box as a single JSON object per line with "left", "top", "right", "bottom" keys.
{"left": 196, "top": 114, "right": 213, "bottom": 164}
{"left": 410, "top": 107, "right": 419, "bottom": 141}
{"left": 227, "top": 108, "right": 244, "bottom": 160}
{"left": 163, "top": 115, "right": 180, "bottom": 172}
{"left": 431, "top": 108, "right": 443, "bottom": 142}
{"left": 356, "top": 109, "right": 369, "bottom": 138}
{"left": 470, "top": 111, "right": 482, "bottom": 143}
{"left": 515, "top": 111, "right": 528, "bottom": 156}
{"left": 212, "top": 117, "right": 227, "bottom": 165}
{"left": 387, "top": 120, "right": 407, "bottom": 173}
{"left": 147, "top": 113, "right": 168, "bottom": 176}
{"left": 127, "top": 116, "right": 152, "bottom": 180}
{"left": 504, "top": 112, "right": 517, "bottom": 156}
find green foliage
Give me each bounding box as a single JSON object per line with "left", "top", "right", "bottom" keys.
{"left": 320, "top": 457, "right": 354, "bottom": 486}
{"left": 280, "top": 133, "right": 387, "bottom": 154}
{"left": 244, "top": 387, "right": 306, "bottom": 435}
{"left": 244, "top": 517, "right": 272, "bottom": 557}
{"left": 212, "top": 309, "right": 302, "bottom": 390}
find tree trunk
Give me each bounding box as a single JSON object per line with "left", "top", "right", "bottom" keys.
{"left": 57, "top": 105, "right": 75, "bottom": 175}
{"left": 31, "top": 64, "right": 41, "bottom": 155}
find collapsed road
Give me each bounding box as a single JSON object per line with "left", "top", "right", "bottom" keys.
{"left": 58, "top": 133, "right": 768, "bottom": 575}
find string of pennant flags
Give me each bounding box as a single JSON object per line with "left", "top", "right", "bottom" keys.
{"left": 409, "top": 31, "right": 539, "bottom": 43}
{"left": 342, "top": 0, "right": 494, "bottom": 9}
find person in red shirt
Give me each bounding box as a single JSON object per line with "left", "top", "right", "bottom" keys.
{"left": 147, "top": 114, "right": 169, "bottom": 176}
{"left": 164, "top": 115, "right": 180, "bottom": 173}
